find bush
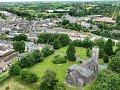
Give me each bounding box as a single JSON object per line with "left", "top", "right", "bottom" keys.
{"left": 54, "top": 54, "right": 60, "bottom": 58}
{"left": 103, "top": 54, "right": 109, "bottom": 63}
{"left": 20, "top": 69, "right": 38, "bottom": 83}
{"left": 54, "top": 83, "right": 66, "bottom": 90}
{"left": 62, "top": 19, "right": 70, "bottom": 25}
{"left": 9, "top": 64, "right": 21, "bottom": 76}
{"left": 41, "top": 46, "right": 54, "bottom": 57}
{"left": 52, "top": 57, "right": 67, "bottom": 64}
{"left": 20, "top": 54, "right": 35, "bottom": 68}
{"left": 79, "top": 61, "right": 82, "bottom": 63}
{"left": 32, "top": 49, "right": 44, "bottom": 62}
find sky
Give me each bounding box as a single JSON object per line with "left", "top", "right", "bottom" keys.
{"left": 0, "top": 0, "right": 116, "bottom": 2}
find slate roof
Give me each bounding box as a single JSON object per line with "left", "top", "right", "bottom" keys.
{"left": 70, "top": 69, "right": 80, "bottom": 81}
{"left": 81, "top": 59, "right": 98, "bottom": 70}
{"left": 69, "top": 64, "right": 79, "bottom": 71}
{"left": 77, "top": 66, "right": 94, "bottom": 77}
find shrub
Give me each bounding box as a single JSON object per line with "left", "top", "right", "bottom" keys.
{"left": 41, "top": 46, "right": 54, "bottom": 57}
{"left": 79, "top": 61, "right": 82, "bottom": 63}
{"left": 20, "top": 69, "right": 38, "bottom": 83}
{"left": 9, "top": 63, "right": 21, "bottom": 76}
{"left": 52, "top": 57, "right": 67, "bottom": 64}
{"left": 54, "top": 54, "right": 60, "bottom": 58}
{"left": 103, "top": 54, "right": 109, "bottom": 63}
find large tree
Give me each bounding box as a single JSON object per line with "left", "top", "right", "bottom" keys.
{"left": 58, "top": 34, "right": 71, "bottom": 47}
{"left": 9, "top": 64, "right": 21, "bottom": 76}
{"left": 66, "top": 42, "right": 76, "bottom": 61}
{"left": 32, "top": 49, "right": 44, "bottom": 62}
{"left": 20, "top": 69, "right": 38, "bottom": 83}
{"left": 41, "top": 46, "right": 54, "bottom": 57}
{"left": 109, "top": 51, "right": 120, "bottom": 73}
{"left": 20, "top": 54, "right": 35, "bottom": 68}
{"left": 103, "top": 54, "right": 109, "bottom": 63}
{"left": 104, "top": 39, "right": 114, "bottom": 56}
{"left": 99, "top": 48, "right": 106, "bottom": 58}
{"left": 13, "top": 33, "right": 28, "bottom": 41}
{"left": 82, "top": 37, "right": 94, "bottom": 48}
{"left": 13, "top": 40, "right": 25, "bottom": 53}
{"left": 53, "top": 39, "right": 61, "bottom": 49}
{"left": 62, "top": 19, "right": 70, "bottom": 25}
{"left": 92, "top": 70, "right": 120, "bottom": 90}
{"left": 94, "top": 38, "right": 105, "bottom": 48}
{"left": 40, "top": 70, "right": 58, "bottom": 90}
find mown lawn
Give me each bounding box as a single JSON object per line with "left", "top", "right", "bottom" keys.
{"left": 56, "top": 46, "right": 88, "bottom": 60}
{"left": 0, "top": 46, "right": 94, "bottom": 90}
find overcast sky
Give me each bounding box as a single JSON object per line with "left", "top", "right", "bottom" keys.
{"left": 0, "top": 0, "right": 116, "bottom": 2}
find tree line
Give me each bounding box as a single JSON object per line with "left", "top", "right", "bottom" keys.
{"left": 37, "top": 33, "right": 71, "bottom": 49}
{"left": 57, "top": 19, "right": 88, "bottom": 32}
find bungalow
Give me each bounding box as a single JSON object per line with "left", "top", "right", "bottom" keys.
{"left": 0, "top": 45, "right": 10, "bottom": 56}
{"left": 47, "top": 9, "right": 70, "bottom": 13}
{"left": 3, "top": 52, "right": 18, "bottom": 66}
{"left": 93, "top": 17, "right": 116, "bottom": 24}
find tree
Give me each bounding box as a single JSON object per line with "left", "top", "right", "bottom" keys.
{"left": 73, "top": 39, "right": 82, "bottom": 47}
{"left": 66, "top": 42, "right": 76, "bottom": 61}
{"left": 103, "top": 54, "right": 109, "bottom": 63}
{"left": 62, "top": 19, "right": 70, "bottom": 25}
{"left": 109, "top": 51, "right": 120, "bottom": 73}
{"left": 9, "top": 64, "right": 21, "bottom": 76}
{"left": 20, "top": 54, "right": 35, "bottom": 68}
{"left": 68, "top": 8, "right": 77, "bottom": 16}
{"left": 99, "top": 48, "right": 105, "bottom": 58}
{"left": 53, "top": 39, "right": 61, "bottom": 49}
{"left": 27, "top": 73, "right": 38, "bottom": 83}
{"left": 82, "top": 37, "right": 94, "bottom": 48}
{"left": 54, "top": 83, "right": 66, "bottom": 90}
{"left": 94, "top": 38, "right": 105, "bottom": 48}
{"left": 92, "top": 69, "right": 120, "bottom": 90}
{"left": 58, "top": 34, "right": 71, "bottom": 47}
{"left": 115, "top": 42, "right": 120, "bottom": 53}
{"left": 20, "top": 69, "right": 38, "bottom": 83}
{"left": 13, "top": 33, "right": 28, "bottom": 41}
{"left": 104, "top": 39, "right": 114, "bottom": 56}
{"left": 116, "top": 42, "right": 120, "bottom": 48}
{"left": 40, "top": 70, "right": 58, "bottom": 90}
{"left": 13, "top": 41, "right": 25, "bottom": 53}
{"left": 32, "top": 49, "right": 44, "bottom": 62}
{"left": 86, "top": 48, "right": 91, "bottom": 57}
{"left": 20, "top": 69, "right": 29, "bottom": 81}
{"left": 41, "top": 46, "right": 54, "bottom": 57}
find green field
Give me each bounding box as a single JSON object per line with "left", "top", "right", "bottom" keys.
{"left": 0, "top": 47, "right": 94, "bottom": 90}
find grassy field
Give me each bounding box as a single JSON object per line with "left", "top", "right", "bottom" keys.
{"left": 56, "top": 46, "right": 88, "bottom": 60}
{"left": 0, "top": 46, "right": 94, "bottom": 90}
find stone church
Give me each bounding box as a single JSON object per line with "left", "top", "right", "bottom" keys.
{"left": 66, "top": 48, "right": 99, "bottom": 87}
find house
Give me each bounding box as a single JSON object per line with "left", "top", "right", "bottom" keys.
{"left": 0, "top": 62, "right": 7, "bottom": 73}
{"left": 3, "top": 52, "right": 18, "bottom": 66}
{"left": 47, "top": 9, "right": 70, "bottom": 13}
{"left": 66, "top": 48, "right": 99, "bottom": 87}
{"left": 0, "top": 45, "right": 10, "bottom": 56}
{"left": 93, "top": 17, "right": 116, "bottom": 24}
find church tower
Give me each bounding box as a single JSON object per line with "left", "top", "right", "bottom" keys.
{"left": 92, "top": 48, "right": 99, "bottom": 61}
